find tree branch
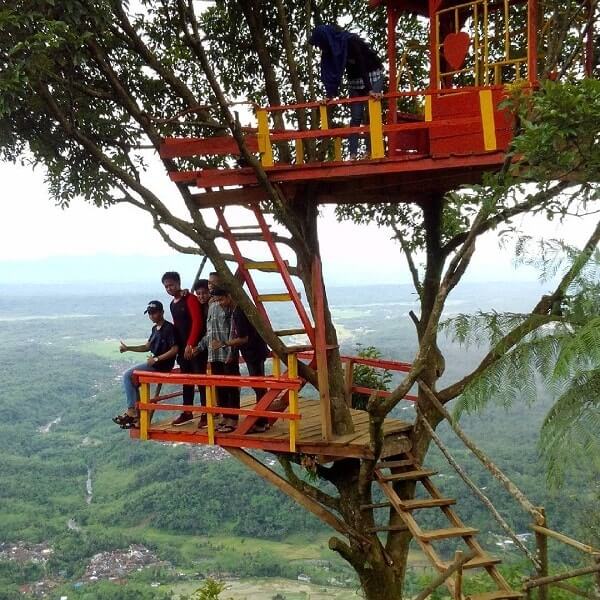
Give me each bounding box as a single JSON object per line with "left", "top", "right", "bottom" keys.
{"left": 439, "top": 217, "right": 600, "bottom": 401}
{"left": 277, "top": 456, "right": 341, "bottom": 512}
{"left": 392, "top": 221, "right": 422, "bottom": 298}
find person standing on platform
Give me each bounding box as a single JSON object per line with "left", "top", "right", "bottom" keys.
{"left": 202, "top": 285, "right": 240, "bottom": 433}
{"left": 309, "top": 24, "right": 384, "bottom": 159}
{"left": 220, "top": 293, "right": 270, "bottom": 433}
{"left": 192, "top": 278, "right": 210, "bottom": 422}
{"left": 114, "top": 301, "right": 178, "bottom": 428}
{"left": 161, "top": 271, "right": 203, "bottom": 426}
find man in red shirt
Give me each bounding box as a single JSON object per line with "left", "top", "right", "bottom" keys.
{"left": 161, "top": 271, "right": 203, "bottom": 426}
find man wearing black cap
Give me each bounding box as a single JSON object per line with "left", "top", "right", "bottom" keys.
{"left": 114, "top": 301, "right": 178, "bottom": 428}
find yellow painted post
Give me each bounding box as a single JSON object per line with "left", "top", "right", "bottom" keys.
{"left": 272, "top": 356, "right": 281, "bottom": 378}
{"left": 139, "top": 382, "right": 150, "bottom": 441}
{"left": 319, "top": 104, "right": 329, "bottom": 129}
{"left": 479, "top": 89, "right": 497, "bottom": 151}
{"left": 333, "top": 137, "right": 342, "bottom": 161}
{"left": 256, "top": 109, "right": 274, "bottom": 167}
{"left": 287, "top": 353, "right": 298, "bottom": 453}
{"left": 206, "top": 385, "right": 215, "bottom": 446}
{"left": 295, "top": 139, "right": 304, "bottom": 165}
{"left": 367, "top": 97, "right": 385, "bottom": 159}
{"left": 424, "top": 94, "right": 433, "bottom": 122}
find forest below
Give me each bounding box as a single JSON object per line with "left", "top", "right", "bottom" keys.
{"left": 0, "top": 282, "right": 597, "bottom": 598}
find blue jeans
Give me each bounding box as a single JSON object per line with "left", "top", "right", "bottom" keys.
{"left": 123, "top": 363, "right": 156, "bottom": 409}
{"left": 348, "top": 74, "right": 385, "bottom": 157}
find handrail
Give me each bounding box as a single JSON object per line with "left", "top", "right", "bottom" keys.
{"left": 135, "top": 354, "right": 303, "bottom": 451}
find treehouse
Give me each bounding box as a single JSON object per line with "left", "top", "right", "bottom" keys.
{"left": 162, "top": 0, "right": 540, "bottom": 205}
{"left": 125, "top": 3, "right": 556, "bottom": 598}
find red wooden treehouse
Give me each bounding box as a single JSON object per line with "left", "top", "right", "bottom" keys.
{"left": 129, "top": 3, "right": 542, "bottom": 598}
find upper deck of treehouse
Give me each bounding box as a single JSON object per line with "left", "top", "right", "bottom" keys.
{"left": 162, "top": 0, "right": 540, "bottom": 205}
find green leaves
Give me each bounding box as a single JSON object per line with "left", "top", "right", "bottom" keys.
{"left": 509, "top": 79, "right": 600, "bottom": 185}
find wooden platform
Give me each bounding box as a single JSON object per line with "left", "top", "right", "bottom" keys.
{"left": 131, "top": 397, "right": 413, "bottom": 460}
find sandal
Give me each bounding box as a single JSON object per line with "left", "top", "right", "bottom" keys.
{"left": 249, "top": 423, "right": 268, "bottom": 434}
{"left": 117, "top": 414, "right": 138, "bottom": 429}
{"left": 216, "top": 424, "right": 235, "bottom": 433}
{"left": 112, "top": 413, "right": 131, "bottom": 425}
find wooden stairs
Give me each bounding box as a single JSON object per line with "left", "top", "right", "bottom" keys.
{"left": 370, "top": 452, "right": 523, "bottom": 600}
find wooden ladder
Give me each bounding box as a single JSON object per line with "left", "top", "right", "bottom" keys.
{"left": 372, "top": 452, "right": 523, "bottom": 600}
{"left": 214, "top": 205, "right": 315, "bottom": 351}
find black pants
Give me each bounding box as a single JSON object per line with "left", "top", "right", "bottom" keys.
{"left": 196, "top": 350, "right": 208, "bottom": 407}
{"left": 211, "top": 361, "right": 241, "bottom": 422}
{"left": 177, "top": 353, "right": 204, "bottom": 407}
{"left": 246, "top": 359, "right": 267, "bottom": 427}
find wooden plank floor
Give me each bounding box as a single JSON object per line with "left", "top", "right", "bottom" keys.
{"left": 134, "top": 398, "right": 413, "bottom": 460}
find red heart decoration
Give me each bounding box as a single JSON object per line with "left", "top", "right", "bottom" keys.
{"left": 443, "top": 32, "right": 471, "bottom": 71}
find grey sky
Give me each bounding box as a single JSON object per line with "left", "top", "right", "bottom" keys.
{"left": 0, "top": 162, "right": 593, "bottom": 287}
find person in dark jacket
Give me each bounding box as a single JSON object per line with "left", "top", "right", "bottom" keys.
{"left": 114, "top": 300, "right": 178, "bottom": 428}
{"left": 309, "top": 24, "right": 384, "bottom": 159}
{"left": 161, "top": 271, "right": 204, "bottom": 426}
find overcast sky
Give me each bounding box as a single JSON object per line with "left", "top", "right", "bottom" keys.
{"left": 0, "top": 161, "right": 595, "bottom": 289}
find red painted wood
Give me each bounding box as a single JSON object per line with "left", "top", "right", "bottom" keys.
{"left": 160, "top": 136, "right": 259, "bottom": 158}
{"left": 214, "top": 207, "right": 270, "bottom": 323}
{"left": 137, "top": 403, "right": 301, "bottom": 419}
{"left": 185, "top": 152, "right": 506, "bottom": 188}
{"left": 134, "top": 371, "right": 303, "bottom": 389}
{"left": 251, "top": 206, "right": 315, "bottom": 344}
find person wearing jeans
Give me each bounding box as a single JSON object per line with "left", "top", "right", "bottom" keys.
{"left": 114, "top": 300, "right": 178, "bottom": 428}
{"left": 309, "top": 24, "right": 385, "bottom": 159}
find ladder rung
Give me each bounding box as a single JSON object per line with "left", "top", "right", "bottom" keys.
{"left": 360, "top": 502, "right": 391, "bottom": 511}
{"left": 457, "top": 555, "right": 502, "bottom": 570}
{"left": 257, "top": 293, "right": 292, "bottom": 302}
{"left": 466, "top": 592, "right": 523, "bottom": 600}
{"left": 274, "top": 328, "right": 306, "bottom": 337}
{"left": 231, "top": 232, "right": 264, "bottom": 241}
{"left": 398, "top": 497, "right": 456, "bottom": 511}
{"left": 376, "top": 459, "right": 415, "bottom": 469}
{"left": 244, "top": 260, "right": 285, "bottom": 272}
{"left": 229, "top": 225, "right": 263, "bottom": 231}
{"left": 419, "top": 526, "right": 479, "bottom": 541}
{"left": 379, "top": 469, "right": 437, "bottom": 482}
{"left": 366, "top": 525, "right": 409, "bottom": 533}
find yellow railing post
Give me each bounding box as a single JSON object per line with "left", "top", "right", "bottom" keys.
{"left": 333, "top": 138, "right": 342, "bottom": 161}
{"left": 256, "top": 109, "right": 274, "bottom": 167}
{"left": 206, "top": 384, "right": 215, "bottom": 446}
{"left": 479, "top": 89, "right": 497, "bottom": 151}
{"left": 295, "top": 139, "right": 304, "bottom": 165}
{"left": 287, "top": 353, "right": 298, "bottom": 453}
{"left": 367, "top": 97, "right": 385, "bottom": 159}
{"left": 424, "top": 93, "right": 433, "bottom": 122}
{"left": 272, "top": 356, "right": 281, "bottom": 378}
{"left": 139, "top": 382, "right": 150, "bottom": 441}
{"left": 319, "top": 104, "right": 329, "bottom": 129}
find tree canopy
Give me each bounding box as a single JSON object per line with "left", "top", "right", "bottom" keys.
{"left": 1, "top": 0, "right": 600, "bottom": 597}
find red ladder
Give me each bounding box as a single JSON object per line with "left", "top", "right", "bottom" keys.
{"left": 213, "top": 206, "right": 333, "bottom": 438}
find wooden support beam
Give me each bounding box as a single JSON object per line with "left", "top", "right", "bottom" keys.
{"left": 413, "top": 551, "right": 476, "bottom": 600}
{"left": 534, "top": 507, "right": 549, "bottom": 600}
{"left": 531, "top": 525, "right": 600, "bottom": 556}
{"left": 524, "top": 564, "right": 600, "bottom": 590}
{"left": 226, "top": 448, "right": 369, "bottom": 545}
{"left": 312, "top": 256, "right": 333, "bottom": 440}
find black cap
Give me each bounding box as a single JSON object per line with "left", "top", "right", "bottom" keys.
{"left": 210, "top": 287, "right": 228, "bottom": 297}
{"left": 144, "top": 300, "right": 163, "bottom": 314}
